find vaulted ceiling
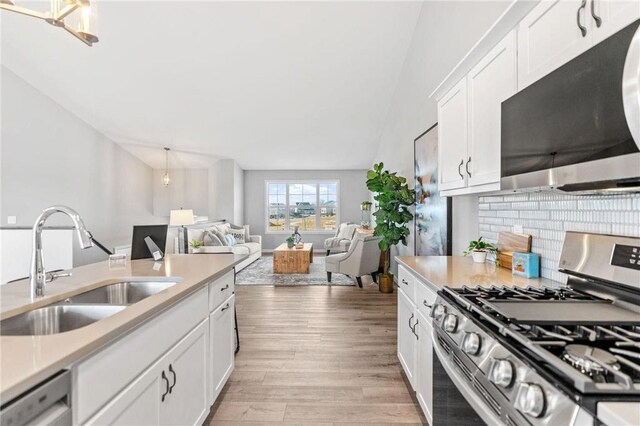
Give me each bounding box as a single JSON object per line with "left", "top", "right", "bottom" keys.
{"left": 1, "top": 1, "right": 421, "bottom": 170}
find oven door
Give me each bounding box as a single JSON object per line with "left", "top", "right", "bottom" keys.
{"left": 431, "top": 328, "right": 503, "bottom": 426}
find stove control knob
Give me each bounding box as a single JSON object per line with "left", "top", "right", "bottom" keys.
{"left": 462, "top": 332, "right": 481, "bottom": 355}
{"left": 489, "top": 359, "right": 514, "bottom": 388}
{"left": 443, "top": 314, "right": 458, "bottom": 333}
{"left": 515, "top": 383, "right": 545, "bottom": 418}
{"left": 431, "top": 304, "right": 446, "bottom": 321}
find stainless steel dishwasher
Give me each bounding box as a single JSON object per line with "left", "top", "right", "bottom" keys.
{"left": 1, "top": 371, "right": 71, "bottom": 426}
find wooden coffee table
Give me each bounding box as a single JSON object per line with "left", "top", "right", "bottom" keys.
{"left": 273, "top": 243, "right": 314, "bottom": 274}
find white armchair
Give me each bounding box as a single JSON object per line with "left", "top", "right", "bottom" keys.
{"left": 324, "top": 222, "right": 358, "bottom": 255}
{"left": 325, "top": 233, "right": 381, "bottom": 287}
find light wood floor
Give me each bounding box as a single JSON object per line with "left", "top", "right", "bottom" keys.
{"left": 205, "top": 283, "right": 426, "bottom": 425}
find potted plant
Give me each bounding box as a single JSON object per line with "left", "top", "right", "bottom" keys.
{"left": 366, "top": 162, "right": 414, "bottom": 293}
{"left": 463, "top": 237, "right": 497, "bottom": 263}
{"left": 286, "top": 235, "right": 295, "bottom": 248}
{"left": 190, "top": 239, "right": 203, "bottom": 253}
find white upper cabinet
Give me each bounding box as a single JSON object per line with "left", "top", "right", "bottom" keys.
{"left": 438, "top": 79, "right": 468, "bottom": 192}
{"left": 518, "top": 0, "right": 591, "bottom": 90}
{"left": 437, "top": 30, "right": 516, "bottom": 196}
{"left": 467, "top": 30, "right": 517, "bottom": 188}
{"left": 591, "top": 0, "right": 640, "bottom": 44}
{"left": 518, "top": 0, "right": 640, "bottom": 90}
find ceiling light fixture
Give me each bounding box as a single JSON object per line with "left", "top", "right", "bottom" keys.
{"left": 0, "top": 0, "right": 99, "bottom": 46}
{"left": 162, "top": 147, "right": 171, "bottom": 187}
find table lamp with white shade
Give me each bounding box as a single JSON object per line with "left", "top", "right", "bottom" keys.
{"left": 170, "top": 209, "right": 195, "bottom": 253}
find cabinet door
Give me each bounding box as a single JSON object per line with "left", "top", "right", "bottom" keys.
{"left": 591, "top": 0, "right": 640, "bottom": 44}
{"left": 210, "top": 295, "right": 235, "bottom": 404}
{"left": 416, "top": 312, "right": 433, "bottom": 426}
{"left": 438, "top": 79, "right": 468, "bottom": 192}
{"left": 86, "top": 363, "right": 163, "bottom": 425}
{"left": 161, "top": 320, "right": 209, "bottom": 426}
{"left": 467, "top": 30, "right": 517, "bottom": 188}
{"left": 397, "top": 288, "right": 417, "bottom": 389}
{"left": 518, "top": 0, "right": 593, "bottom": 90}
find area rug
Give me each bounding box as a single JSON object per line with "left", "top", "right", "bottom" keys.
{"left": 236, "top": 256, "right": 355, "bottom": 286}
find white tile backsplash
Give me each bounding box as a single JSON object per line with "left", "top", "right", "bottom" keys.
{"left": 478, "top": 192, "right": 640, "bottom": 283}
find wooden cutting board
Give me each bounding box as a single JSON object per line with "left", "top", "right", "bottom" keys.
{"left": 497, "top": 232, "right": 532, "bottom": 269}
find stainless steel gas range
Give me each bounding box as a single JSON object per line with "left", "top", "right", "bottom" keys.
{"left": 432, "top": 231, "right": 640, "bottom": 426}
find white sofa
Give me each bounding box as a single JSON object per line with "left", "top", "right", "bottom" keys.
{"left": 185, "top": 222, "right": 262, "bottom": 271}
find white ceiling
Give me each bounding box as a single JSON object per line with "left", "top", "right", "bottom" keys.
{"left": 1, "top": 1, "right": 421, "bottom": 170}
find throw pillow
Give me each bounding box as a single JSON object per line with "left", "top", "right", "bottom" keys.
{"left": 210, "top": 228, "right": 228, "bottom": 246}
{"left": 243, "top": 225, "right": 251, "bottom": 242}
{"left": 229, "top": 228, "right": 246, "bottom": 244}
{"left": 224, "top": 234, "right": 237, "bottom": 246}
{"left": 203, "top": 230, "right": 223, "bottom": 246}
{"left": 215, "top": 223, "right": 231, "bottom": 234}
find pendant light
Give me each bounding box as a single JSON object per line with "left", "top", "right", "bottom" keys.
{"left": 0, "top": 0, "right": 99, "bottom": 46}
{"left": 162, "top": 147, "right": 171, "bottom": 187}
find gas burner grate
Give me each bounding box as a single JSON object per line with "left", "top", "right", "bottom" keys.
{"left": 454, "top": 285, "right": 599, "bottom": 302}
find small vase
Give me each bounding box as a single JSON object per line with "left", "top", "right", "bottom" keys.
{"left": 472, "top": 251, "right": 487, "bottom": 263}
{"left": 287, "top": 241, "right": 294, "bottom": 248}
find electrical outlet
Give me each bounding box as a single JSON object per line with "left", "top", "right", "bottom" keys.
{"left": 513, "top": 224, "right": 523, "bottom": 234}
{"left": 7, "top": 216, "right": 17, "bottom": 225}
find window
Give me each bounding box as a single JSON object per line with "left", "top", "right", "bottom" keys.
{"left": 266, "top": 181, "right": 339, "bottom": 232}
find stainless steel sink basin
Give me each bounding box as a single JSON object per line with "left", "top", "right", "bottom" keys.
{"left": 0, "top": 305, "right": 126, "bottom": 336}
{"left": 61, "top": 281, "right": 178, "bottom": 305}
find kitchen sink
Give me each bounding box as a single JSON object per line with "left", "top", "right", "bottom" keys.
{"left": 0, "top": 281, "right": 178, "bottom": 336}
{"left": 59, "top": 281, "right": 178, "bottom": 305}
{"left": 0, "top": 305, "right": 126, "bottom": 336}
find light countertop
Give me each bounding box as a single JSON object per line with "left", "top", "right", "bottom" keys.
{"left": 0, "top": 253, "right": 245, "bottom": 404}
{"left": 396, "top": 256, "right": 562, "bottom": 291}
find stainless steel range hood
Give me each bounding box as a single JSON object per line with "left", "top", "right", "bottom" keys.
{"left": 500, "top": 20, "right": 640, "bottom": 194}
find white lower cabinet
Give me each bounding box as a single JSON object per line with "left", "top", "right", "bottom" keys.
{"left": 209, "top": 294, "right": 235, "bottom": 404}
{"left": 87, "top": 320, "right": 208, "bottom": 425}
{"left": 77, "top": 272, "right": 237, "bottom": 426}
{"left": 397, "top": 268, "right": 437, "bottom": 423}
{"left": 415, "top": 311, "right": 434, "bottom": 425}
{"left": 161, "top": 320, "right": 209, "bottom": 426}
{"left": 397, "top": 287, "right": 417, "bottom": 389}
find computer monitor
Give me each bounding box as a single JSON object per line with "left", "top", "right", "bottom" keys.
{"left": 131, "top": 225, "right": 168, "bottom": 260}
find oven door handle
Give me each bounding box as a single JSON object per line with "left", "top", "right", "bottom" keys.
{"left": 432, "top": 329, "right": 506, "bottom": 426}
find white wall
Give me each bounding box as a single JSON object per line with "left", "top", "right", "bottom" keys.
{"left": 373, "top": 1, "right": 510, "bottom": 264}
{"left": 244, "top": 170, "right": 369, "bottom": 250}
{"left": 208, "top": 159, "right": 244, "bottom": 224}
{"left": 1, "top": 67, "right": 159, "bottom": 266}
{"left": 153, "top": 168, "right": 209, "bottom": 217}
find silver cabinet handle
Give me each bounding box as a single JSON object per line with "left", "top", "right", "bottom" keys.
{"left": 221, "top": 284, "right": 229, "bottom": 292}
{"left": 423, "top": 300, "right": 432, "bottom": 308}
{"left": 466, "top": 156, "right": 472, "bottom": 178}
{"left": 577, "top": 0, "right": 587, "bottom": 37}
{"left": 401, "top": 278, "right": 409, "bottom": 285}
{"left": 413, "top": 318, "right": 419, "bottom": 340}
{"left": 458, "top": 159, "right": 464, "bottom": 179}
{"left": 221, "top": 303, "right": 230, "bottom": 312}
{"left": 590, "top": 0, "right": 602, "bottom": 27}
{"left": 408, "top": 313, "right": 415, "bottom": 330}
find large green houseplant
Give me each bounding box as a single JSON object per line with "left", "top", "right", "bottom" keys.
{"left": 366, "top": 162, "right": 414, "bottom": 293}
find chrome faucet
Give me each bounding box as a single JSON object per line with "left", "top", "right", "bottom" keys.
{"left": 30, "top": 205, "right": 94, "bottom": 297}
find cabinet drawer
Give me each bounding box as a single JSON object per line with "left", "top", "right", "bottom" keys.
{"left": 415, "top": 280, "right": 437, "bottom": 320}
{"left": 75, "top": 287, "right": 208, "bottom": 424}
{"left": 397, "top": 265, "right": 415, "bottom": 302}
{"left": 209, "top": 270, "right": 235, "bottom": 312}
